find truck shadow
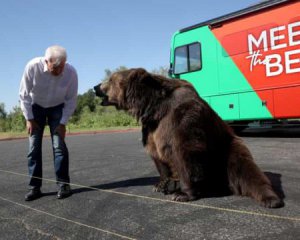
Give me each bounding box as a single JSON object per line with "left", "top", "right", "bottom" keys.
{"left": 238, "top": 127, "right": 300, "bottom": 138}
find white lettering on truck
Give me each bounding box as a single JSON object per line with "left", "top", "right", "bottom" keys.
{"left": 246, "top": 21, "right": 300, "bottom": 77}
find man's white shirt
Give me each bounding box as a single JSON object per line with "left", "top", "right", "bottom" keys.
{"left": 19, "top": 57, "right": 78, "bottom": 125}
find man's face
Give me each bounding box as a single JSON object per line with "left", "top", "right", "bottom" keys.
{"left": 46, "top": 59, "right": 65, "bottom": 76}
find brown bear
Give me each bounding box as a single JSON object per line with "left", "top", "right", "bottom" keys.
{"left": 94, "top": 68, "right": 283, "bottom": 208}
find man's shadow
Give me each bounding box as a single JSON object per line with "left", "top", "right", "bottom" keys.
{"left": 71, "top": 172, "right": 285, "bottom": 204}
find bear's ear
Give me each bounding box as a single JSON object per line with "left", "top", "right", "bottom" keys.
{"left": 128, "top": 68, "right": 162, "bottom": 90}
{"left": 127, "top": 68, "right": 148, "bottom": 81}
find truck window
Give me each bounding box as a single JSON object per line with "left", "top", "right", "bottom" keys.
{"left": 174, "top": 46, "right": 188, "bottom": 74}
{"left": 174, "top": 42, "right": 201, "bottom": 74}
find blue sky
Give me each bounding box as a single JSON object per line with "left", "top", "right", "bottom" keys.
{"left": 0, "top": 0, "right": 259, "bottom": 112}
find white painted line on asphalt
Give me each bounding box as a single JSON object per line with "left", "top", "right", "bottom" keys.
{"left": 1, "top": 168, "right": 300, "bottom": 222}
{"left": 0, "top": 195, "right": 136, "bottom": 240}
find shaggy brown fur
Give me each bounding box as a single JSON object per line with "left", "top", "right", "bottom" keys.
{"left": 94, "top": 68, "right": 283, "bottom": 208}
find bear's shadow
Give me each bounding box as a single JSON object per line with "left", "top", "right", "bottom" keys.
{"left": 72, "top": 172, "right": 285, "bottom": 200}
{"left": 72, "top": 176, "right": 159, "bottom": 194}
{"left": 264, "top": 171, "right": 285, "bottom": 199}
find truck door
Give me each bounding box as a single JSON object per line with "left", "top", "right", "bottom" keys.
{"left": 171, "top": 26, "right": 219, "bottom": 105}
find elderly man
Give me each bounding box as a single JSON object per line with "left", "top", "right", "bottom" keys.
{"left": 19, "top": 45, "right": 78, "bottom": 201}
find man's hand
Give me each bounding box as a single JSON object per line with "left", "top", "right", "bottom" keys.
{"left": 54, "top": 124, "right": 66, "bottom": 139}
{"left": 26, "top": 120, "right": 40, "bottom": 135}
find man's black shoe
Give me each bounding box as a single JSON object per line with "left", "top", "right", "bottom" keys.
{"left": 25, "top": 189, "right": 42, "bottom": 201}
{"left": 57, "top": 185, "right": 72, "bottom": 199}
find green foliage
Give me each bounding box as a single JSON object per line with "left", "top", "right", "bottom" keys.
{"left": 0, "top": 119, "right": 7, "bottom": 132}
{"left": 1, "top": 66, "right": 169, "bottom": 132}
{"left": 71, "top": 89, "right": 97, "bottom": 123}
{"left": 0, "top": 104, "right": 26, "bottom": 132}
{"left": 70, "top": 105, "right": 138, "bottom": 129}
{"left": 7, "top": 106, "right": 26, "bottom": 132}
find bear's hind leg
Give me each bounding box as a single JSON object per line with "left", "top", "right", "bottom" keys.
{"left": 228, "top": 137, "right": 283, "bottom": 208}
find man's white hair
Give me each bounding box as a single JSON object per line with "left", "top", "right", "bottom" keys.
{"left": 45, "top": 45, "right": 67, "bottom": 67}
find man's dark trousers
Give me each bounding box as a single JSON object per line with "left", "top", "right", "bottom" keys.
{"left": 27, "top": 103, "right": 70, "bottom": 189}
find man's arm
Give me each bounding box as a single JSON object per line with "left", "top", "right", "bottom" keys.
{"left": 19, "top": 63, "right": 34, "bottom": 121}
{"left": 55, "top": 69, "right": 78, "bottom": 139}
{"left": 60, "top": 68, "right": 78, "bottom": 124}
{"left": 19, "top": 63, "right": 40, "bottom": 135}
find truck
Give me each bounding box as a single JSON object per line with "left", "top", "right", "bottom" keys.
{"left": 168, "top": 0, "right": 300, "bottom": 131}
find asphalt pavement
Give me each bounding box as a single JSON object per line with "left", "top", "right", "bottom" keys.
{"left": 0, "top": 130, "right": 299, "bottom": 240}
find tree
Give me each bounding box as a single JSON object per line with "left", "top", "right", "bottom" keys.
{"left": 0, "top": 103, "right": 6, "bottom": 119}
{"left": 0, "top": 103, "right": 7, "bottom": 131}
{"left": 71, "top": 89, "right": 95, "bottom": 123}
{"left": 151, "top": 66, "right": 169, "bottom": 77}
{"left": 102, "top": 66, "right": 128, "bottom": 83}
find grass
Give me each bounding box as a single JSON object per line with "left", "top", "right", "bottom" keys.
{"left": 66, "top": 126, "right": 140, "bottom": 133}
{"left": 0, "top": 126, "right": 141, "bottom": 140}
{"left": 0, "top": 131, "right": 28, "bottom": 140}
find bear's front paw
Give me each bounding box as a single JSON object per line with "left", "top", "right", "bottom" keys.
{"left": 153, "top": 178, "right": 170, "bottom": 193}
{"left": 172, "top": 192, "right": 196, "bottom": 202}
{"left": 166, "top": 179, "right": 180, "bottom": 194}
